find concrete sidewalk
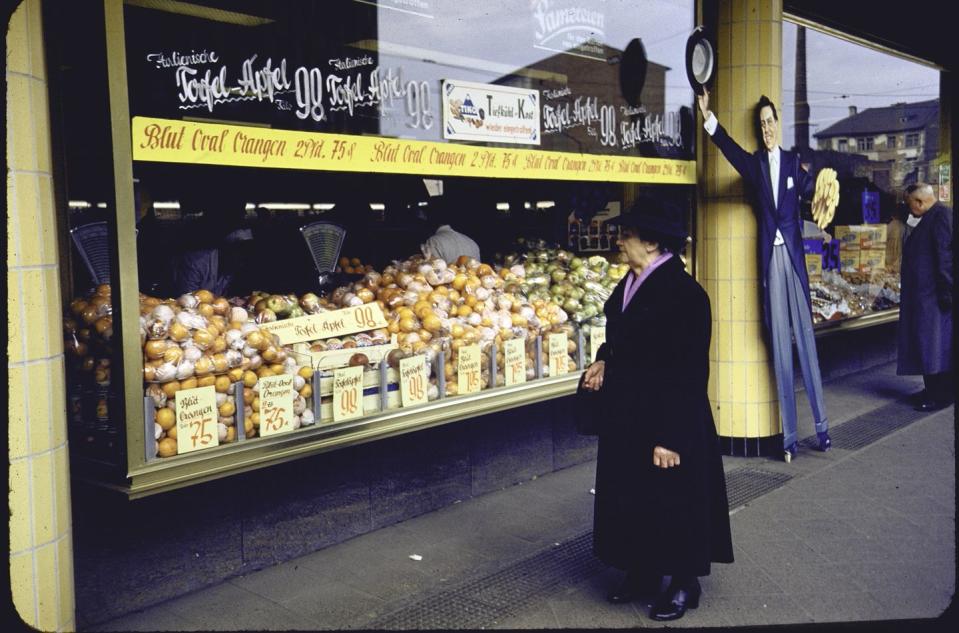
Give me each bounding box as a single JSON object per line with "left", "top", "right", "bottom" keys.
{"left": 87, "top": 362, "right": 955, "bottom": 630}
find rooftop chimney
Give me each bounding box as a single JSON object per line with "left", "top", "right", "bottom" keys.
{"left": 794, "top": 26, "right": 809, "bottom": 150}
{"left": 848, "top": 106, "right": 858, "bottom": 117}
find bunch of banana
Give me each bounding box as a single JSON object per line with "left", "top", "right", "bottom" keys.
{"left": 812, "top": 167, "right": 840, "bottom": 230}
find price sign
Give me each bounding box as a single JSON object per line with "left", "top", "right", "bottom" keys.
{"left": 175, "top": 386, "right": 218, "bottom": 454}
{"left": 399, "top": 355, "right": 429, "bottom": 407}
{"left": 589, "top": 327, "right": 606, "bottom": 363}
{"left": 257, "top": 303, "right": 388, "bottom": 345}
{"left": 457, "top": 344, "right": 482, "bottom": 394}
{"left": 503, "top": 338, "right": 527, "bottom": 386}
{"left": 332, "top": 366, "right": 364, "bottom": 422}
{"left": 258, "top": 374, "right": 295, "bottom": 437}
{"left": 548, "top": 333, "right": 569, "bottom": 376}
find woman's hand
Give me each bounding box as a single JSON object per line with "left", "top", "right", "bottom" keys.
{"left": 652, "top": 446, "right": 681, "bottom": 468}
{"left": 582, "top": 360, "right": 605, "bottom": 391}
{"left": 697, "top": 87, "right": 710, "bottom": 119}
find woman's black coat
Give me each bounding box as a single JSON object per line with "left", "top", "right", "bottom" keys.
{"left": 592, "top": 256, "right": 734, "bottom": 577}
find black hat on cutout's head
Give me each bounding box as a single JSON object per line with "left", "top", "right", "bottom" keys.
{"left": 618, "top": 38, "right": 648, "bottom": 108}
{"left": 685, "top": 26, "right": 716, "bottom": 95}
{"left": 618, "top": 196, "right": 688, "bottom": 240}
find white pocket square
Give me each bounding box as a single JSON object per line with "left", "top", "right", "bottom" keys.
{"left": 787, "top": 176, "right": 794, "bottom": 189}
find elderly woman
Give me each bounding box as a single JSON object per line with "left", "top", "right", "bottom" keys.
{"left": 582, "top": 196, "right": 733, "bottom": 621}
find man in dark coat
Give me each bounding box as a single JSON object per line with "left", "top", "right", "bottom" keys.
{"left": 582, "top": 197, "right": 733, "bottom": 621}
{"left": 697, "top": 88, "right": 831, "bottom": 461}
{"left": 898, "top": 183, "right": 954, "bottom": 410}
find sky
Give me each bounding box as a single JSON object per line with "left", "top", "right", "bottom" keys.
{"left": 780, "top": 21, "right": 940, "bottom": 149}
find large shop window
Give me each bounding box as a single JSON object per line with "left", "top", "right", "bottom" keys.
{"left": 781, "top": 20, "right": 944, "bottom": 327}
{"left": 57, "top": 0, "right": 695, "bottom": 488}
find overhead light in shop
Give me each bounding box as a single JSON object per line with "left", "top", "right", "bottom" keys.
{"left": 313, "top": 203, "right": 336, "bottom": 211}
{"left": 417, "top": 201, "right": 429, "bottom": 207}
{"left": 535, "top": 201, "right": 556, "bottom": 209}
{"left": 496, "top": 203, "right": 510, "bottom": 211}
{"left": 245, "top": 203, "right": 256, "bottom": 210}
{"left": 524, "top": 202, "right": 532, "bottom": 209}
{"left": 369, "top": 203, "right": 386, "bottom": 211}
{"left": 259, "top": 203, "right": 310, "bottom": 210}
{"left": 96, "top": 202, "right": 108, "bottom": 209}
{"left": 423, "top": 179, "right": 444, "bottom": 197}
{"left": 68, "top": 201, "right": 91, "bottom": 209}
{"left": 153, "top": 202, "right": 181, "bottom": 209}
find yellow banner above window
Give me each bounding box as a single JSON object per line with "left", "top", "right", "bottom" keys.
{"left": 132, "top": 116, "right": 695, "bottom": 184}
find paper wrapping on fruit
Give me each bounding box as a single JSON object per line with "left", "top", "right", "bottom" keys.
{"left": 811, "top": 167, "right": 839, "bottom": 230}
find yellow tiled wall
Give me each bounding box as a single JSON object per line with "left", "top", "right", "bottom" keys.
{"left": 7, "top": 0, "right": 76, "bottom": 630}
{"left": 698, "top": 0, "right": 782, "bottom": 439}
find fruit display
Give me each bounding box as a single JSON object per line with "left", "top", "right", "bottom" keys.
{"left": 498, "top": 246, "right": 628, "bottom": 324}
{"left": 65, "top": 285, "right": 317, "bottom": 459}
{"left": 318, "top": 254, "right": 578, "bottom": 396}
{"left": 336, "top": 257, "right": 374, "bottom": 274}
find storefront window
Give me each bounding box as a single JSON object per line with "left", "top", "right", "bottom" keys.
{"left": 781, "top": 20, "right": 943, "bottom": 326}
{"left": 53, "top": 0, "right": 696, "bottom": 468}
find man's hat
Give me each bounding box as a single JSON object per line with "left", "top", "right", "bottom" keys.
{"left": 685, "top": 26, "right": 716, "bottom": 95}
{"left": 618, "top": 196, "right": 688, "bottom": 240}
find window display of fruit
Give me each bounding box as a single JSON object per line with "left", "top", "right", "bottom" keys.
{"left": 65, "top": 286, "right": 317, "bottom": 459}
{"left": 336, "top": 257, "right": 374, "bottom": 274}
{"left": 498, "top": 248, "right": 628, "bottom": 324}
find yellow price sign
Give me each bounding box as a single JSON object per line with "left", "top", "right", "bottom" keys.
{"left": 258, "top": 374, "right": 295, "bottom": 437}
{"left": 257, "top": 303, "right": 388, "bottom": 345}
{"left": 175, "top": 386, "right": 219, "bottom": 454}
{"left": 503, "top": 338, "right": 527, "bottom": 386}
{"left": 457, "top": 344, "right": 482, "bottom": 395}
{"left": 590, "top": 327, "right": 606, "bottom": 363}
{"left": 332, "top": 366, "right": 364, "bottom": 422}
{"left": 548, "top": 333, "right": 569, "bottom": 376}
{"left": 399, "top": 355, "right": 429, "bottom": 407}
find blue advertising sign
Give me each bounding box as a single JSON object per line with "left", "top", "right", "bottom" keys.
{"left": 862, "top": 190, "right": 880, "bottom": 224}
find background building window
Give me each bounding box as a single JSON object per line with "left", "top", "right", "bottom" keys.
{"left": 856, "top": 137, "right": 874, "bottom": 151}
{"left": 905, "top": 132, "right": 920, "bottom": 147}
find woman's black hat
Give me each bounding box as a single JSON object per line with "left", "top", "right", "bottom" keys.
{"left": 617, "top": 196, "right": 688, "bottom": 240}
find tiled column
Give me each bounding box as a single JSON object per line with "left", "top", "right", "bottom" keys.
{"left": 698, "top": 0, "right": 782, "bottom": 455}
{"left": 7, "top": 0, "right": 76, "bottom": 630}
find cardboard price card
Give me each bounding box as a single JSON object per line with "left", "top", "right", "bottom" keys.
{"left": 257, "top": 303, "right": 388, "bottom": 345}
{"left": 590, "top": 327, "right": 606, "bottom": 363}
{"left": 548, "top": 333, "right": 569, "bottom": 376}
{"left": 399, "top": 355, "right": 429, "bottom": 407}
{"left": 503, "top": 338, "right": 527, "bottom": 386}
{"left": 258, "top": 374, "right": 296, "bottom": 437}
{"left": 175, "top": 386, "right": 219, "bottom": 454}
{"left": 457, "top": 344, "right": 482, "bottom": 395}
{"left": 332, "top": 366, "right": 364, "bottom": 422}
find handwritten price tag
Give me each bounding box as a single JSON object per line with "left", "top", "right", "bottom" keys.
{"left": 503, "top": 338, "right": 527, "bottom": 386}
{"left": 590, "top": 327, "right": 606, "bottom": 363}
{"left": 258, "top": 374, "right": 295, "bottom": 437}
{"left": 457, "top": 344, "right": 482, "bottom": 395}
{"left": 175, "top": 386, "right": 218, "bottom": 454}
{"left": 399, "top": 355, "right": 429, "bottom": 407}
{"left": 548, "top": 333, "right": 569, "bottom": 376}
{"left": 332, "top": 366, "right": 364, "bottom": 422}
{"left": 258, "top": 304, "right": 388, "bottom": 345}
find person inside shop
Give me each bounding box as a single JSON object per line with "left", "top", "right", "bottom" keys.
{"left": 697, "top": 87, "right": 831, "bottom": 462}
{"left": 897, "top": 182, "right": 954, "bottom": 411}
{"left": 169, "top": 188, "right": 236, "bottom": 296}
{"left": 580, "top": 196, "right": 734, "bottom": 622}
{"left": 420, "top": 199, "right": 481, "bottom": 264}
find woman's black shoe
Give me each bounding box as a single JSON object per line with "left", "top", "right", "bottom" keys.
{"left": 649, "top": 578, "right": 700, "bottom": 621}
{"left": 607, "top": 573, "right": 660, "bottom": 604}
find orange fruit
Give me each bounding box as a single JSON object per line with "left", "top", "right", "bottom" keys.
{"left": 155, "top": 407, "right": 175, "bottom": 431}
